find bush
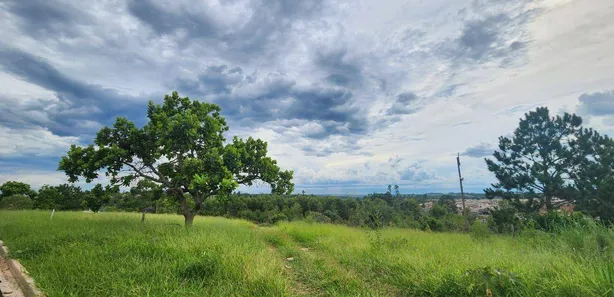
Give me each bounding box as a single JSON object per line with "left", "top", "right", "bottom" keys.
{"left": 305, "top": 211, "right": 332, "bottom": 224}
{"left": 488, "top": 204, "right": 519, "bottom": 234}
{"left": 267, "top": 213, "right": 288, "bottom": 224}
{"left": 470, "top": 220, "right": 492, "bottom": 241}
{"left": 422, "top": 216, "right": 443, "bottom": 232}
{"left": 532, "top": 211, "right": 594, "bottom": 233}
{"left": 0, "top": 194, "right": 34, "bottom": 210}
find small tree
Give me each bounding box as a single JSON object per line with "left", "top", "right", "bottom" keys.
{"left": 429, "top": 204, "right": 447, "bottom": 218}
{"left": 35, "top": 185, "right": 61, "bottom": 209}
{"left": 85, "top": 184, "right": 118, "bottom": 212}
{"left": 59, "top": 91, "right": 294, "bottom": 226}
{"left": 437, "top": 195, "right": 458, "bottom": 214}
{"left": 0, "top": 181, "right": 35, "bottom": 201}
{"left": 485, "top": 107, "right": 595, "bottom": 212}
{"left": 55, "top": 184, "right": 86, "bottom": 210}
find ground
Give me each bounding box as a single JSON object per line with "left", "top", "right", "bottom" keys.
{"left": 0, "top": 211, "right": 612, "bottom": 297}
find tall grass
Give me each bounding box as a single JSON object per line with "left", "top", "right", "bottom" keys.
{"left": 0, "top": 211, "right": 612, "bottom": 296}
{"left": 0, "top": 211, "right": 290, "bottom": 297}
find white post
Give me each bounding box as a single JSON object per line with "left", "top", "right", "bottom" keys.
{"left": 50, "top": 209, "right": 55, "bottom": 221}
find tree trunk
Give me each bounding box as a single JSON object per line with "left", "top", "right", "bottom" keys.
{"left": 175, "top": 189, "right": 194, "bottom": 227}
{"left": 184, "top": 213, "right": 195, "bottom": 227}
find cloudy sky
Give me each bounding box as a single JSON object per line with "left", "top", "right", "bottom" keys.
{"left": 1, "top": 0, "right": 613, "bottom": 194}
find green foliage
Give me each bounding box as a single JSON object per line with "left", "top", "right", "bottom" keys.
{"left": 429, "top": 204, "right": 447, "bottom": 218}
{"left": 460, "top": 267, "right": 524, "bottom": 296}
{"left": 485, "top": 107, "right": 592, "bottom": 212}
{"left": 573, "top": 138, "right": 614, "bottom": 224}
{"left": 34, "top": 185, "right": 61, "bottom": 209}
{"left": 531, "top": 211, "right": 595, "bottom": 233}
{"left": 488, "top": 201, "right": 520, "bottom": 234}
{"left": 84, "top": 184, "right": 118, "bottom": 212}
{"left": 470, "top": 220, "right": 492, "bottom": 241}
{"left": 0, "top": 194, "right": 34, "bottom": 209}
{"left": 0, "top": 211, "right": 289, "bottom": 297}
{"left": 305, "top": 211, "right": 332, "bottom": 224}
{"left": 58, "top": 91, "right": 294, "bottom": 225}
{"left": 0, "top": 181, "right": 35, "bottom": 200}
{"left": 55, "top": 184, "right": 85, "bottom": 210}
{"left": 437, "top": 195, "right": 458, "bottom": 214}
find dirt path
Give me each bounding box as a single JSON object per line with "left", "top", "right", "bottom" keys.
{"left": 0, "top": 256, "right": 25, "bottom": 297}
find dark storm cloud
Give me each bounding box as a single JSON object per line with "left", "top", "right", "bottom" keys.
{"left": 316, "top": 49, "right": 363, "bottom": 88}
{"left": 442, "top": 4, "right": 540, "bottom": 67}
{"left": 462, "top": 142, "right": 493, "bottom": 158}
{"left": 0, "top": 47, "right": 154, "bottom": 137}
{"left": 127, "top": 0, "right": 325, "bottom": 61}
{"left": 458, "top": 14, "right": 513, "bottom": 61}
{"left": 236, "top": 86, "right": 366, "bottom": 136}
{"left": 578, "top": 90, "right": 614, "bottom": 116}
{"left": 177, "top": 65, "right": 246, "bottom": 95}
{"left": 127, "top": 0, "right": 220, "bottom": 39}
{"left": 387, "top": 92, "right": 420, "bottom": 115}
{"left": 4, "top": 0, "right": 92, "bottom": 38}
{"left": 176, "top": 65, "right": 368, "bottom": 139}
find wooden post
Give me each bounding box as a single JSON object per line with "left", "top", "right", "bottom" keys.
{"left": 141, "top": 212, "right": 145, "bottom": 223}
{"left": 457, "top": 154, "right": 468, "bottom": 230}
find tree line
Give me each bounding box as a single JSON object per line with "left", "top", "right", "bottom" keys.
{"left": 0, "top": 180, "right": 468, "bottom": 231}
{"left": 0, "top": 178, "right": 600, "bottom": 235}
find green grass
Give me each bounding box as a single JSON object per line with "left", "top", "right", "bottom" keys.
{"left": 0, "top": 211, "right": 612, "bottom": 296}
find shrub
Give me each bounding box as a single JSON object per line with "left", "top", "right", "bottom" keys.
{"left": 267, "top": 213, "right": 288, "bottom": 224}
{"left": 488, "top": 204, "right": 519, "bottom": 234}
{"left": 470, "top": 220, "right": 492, "bottom": 241}
{"left": 0, "top": 194, "right": 34, "bottom": 210}
{"left": 422, "top": 216, "right": 443, "bottom": 232}
{"left": 305, "top": 211, "right": 332, "bottom": 224}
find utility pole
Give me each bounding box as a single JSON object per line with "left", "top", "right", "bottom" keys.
{"left": 457, "top": 153, "right": 467, "bottom": 217}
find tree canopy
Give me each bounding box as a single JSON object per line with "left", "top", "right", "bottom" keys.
{"left": 0, "top": 181, "right": 36, "bottom": 200}
{"left": 485, "top": 107, "right": 612, "bottom": 214}
{"left": 59, "top": 91, "right": 294, "bottom": 225}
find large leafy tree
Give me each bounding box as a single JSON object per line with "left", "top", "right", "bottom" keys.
{"left": 484, "top": 107, "right": 597, "bottom": 212}
{"left": 59, "top": 91, "right": 294, "bottom": 226}
{"left": 0, "top": 181, "right": 36, "bottom": 200}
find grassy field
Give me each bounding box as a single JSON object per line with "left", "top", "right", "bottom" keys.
{"left": 0, "top": 211, "right": 612, "bottom": 296}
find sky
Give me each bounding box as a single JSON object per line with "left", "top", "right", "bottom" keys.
{"left": 1, "top": 0, "right": 613, "bottom": 195}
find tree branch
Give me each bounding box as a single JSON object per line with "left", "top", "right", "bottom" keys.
{"left": 121, "top": 161, "right": 165, "bottom": 184}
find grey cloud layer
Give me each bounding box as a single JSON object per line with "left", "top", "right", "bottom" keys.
{"left": 462, "top": 142, "right": 494, "bottom": 158}
{"left": 0, "top": 48, "right": 152, "bottom": 137}
{"left": 0, "top": 0, "right": 556, "bottom": 190}
{"left": 579, "top": 90, "right": 614, "bottom": 116}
